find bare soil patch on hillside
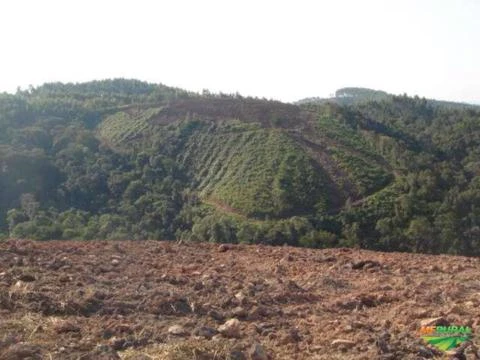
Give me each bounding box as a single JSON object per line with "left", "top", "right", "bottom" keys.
{"left": 1, "top": 240, "right": 479, "bottom": 359}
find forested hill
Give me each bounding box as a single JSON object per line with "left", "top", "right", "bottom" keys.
{"left": 297, "top": 86, "right": 479, "bottom": 109}
{"left": 1, "top": 79, "right": 479, "bottom": 256}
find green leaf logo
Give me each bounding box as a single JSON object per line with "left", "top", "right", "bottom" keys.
{"left": 422, "top": 336, "right": 471, "bottom": 351}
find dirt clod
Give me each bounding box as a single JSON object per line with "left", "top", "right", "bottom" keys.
{"left": 1, "top": 343, "right": 42, "bottom": 360}
{"left": 18, "top": 274, "right": 36, "bottom": 282}
{"left": 192, "top": 326, "right": 218, "bottom": 339}
{"left": 248, "top": 343, "right": 269, "bottom": 360}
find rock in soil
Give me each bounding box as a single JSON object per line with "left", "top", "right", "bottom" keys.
{"left": 168, "top": 324, "right": 189, "bottom": 336}
{"left": 218, "top": 318, "right": 241, "bottom": 338}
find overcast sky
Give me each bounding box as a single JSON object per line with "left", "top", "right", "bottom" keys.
{"left": 0, "top": 0, "right": 479, "bottom": 103}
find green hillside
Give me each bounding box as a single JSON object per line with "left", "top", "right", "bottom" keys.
{"left": 298, "top": 86, "right": 479, "bottom": 110}
{"left": 1, "top": 79, "right": 479, "bottom": 255}
{"left": 182, "top": 127, "right": 325, "bottom": 217}
{"left": 96, "top": 99, "right": 394, "bottom": 218}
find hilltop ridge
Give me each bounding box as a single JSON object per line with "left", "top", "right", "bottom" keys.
{"left": 297, "top": 86, "right": 479, "bottom": 109}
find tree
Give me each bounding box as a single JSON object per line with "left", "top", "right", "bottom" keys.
{"left": 406, "top": 217, "right": 434, "bottom": 253}
{"left": 20, "top": 193, "right": 39, "bottom": 220}
{"left": 7, "top": 209, "right": 27, "bottom": 233}
{"left": 299, "top": 230, "right": 337, "bottom": 248}
{"left": 341, "top": 222, "right": 360, "bottom": 247}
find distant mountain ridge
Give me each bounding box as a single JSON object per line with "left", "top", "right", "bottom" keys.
{"left": 297, "top": 86, "right": 479, "bottom": 109}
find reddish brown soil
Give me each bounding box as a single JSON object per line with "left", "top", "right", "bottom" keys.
{"left": 0, "top": 240, "right": 479, "bottom": 359}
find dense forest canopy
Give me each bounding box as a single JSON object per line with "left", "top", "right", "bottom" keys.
{"left": 0, "top": 79, "right": 479, "bottom": 255}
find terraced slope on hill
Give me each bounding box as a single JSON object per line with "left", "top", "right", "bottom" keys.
{"left": 97, "top": 97, "right": 394, "bottom": 219}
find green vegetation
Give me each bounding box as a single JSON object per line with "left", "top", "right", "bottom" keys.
{"left": 181, "top": 126, "right": 329, "bottom": 217}
{"left": 329, "top": 148, "right": 392, "bottom": 195}
{"left": 297, "top": 86, "right": 478, "bottom": 110}
{"left": 98, "top": 106, "right": 162, "bottom": 149}
{"left": 1, "top": 79, "right": 480, "bottom": 256}
{"left": 315, "top": 113, "right": 393, "bottom": 196}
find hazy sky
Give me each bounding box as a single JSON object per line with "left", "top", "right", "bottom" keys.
{"left": 1, "top": 0, "right": 479, "bottom": 103}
